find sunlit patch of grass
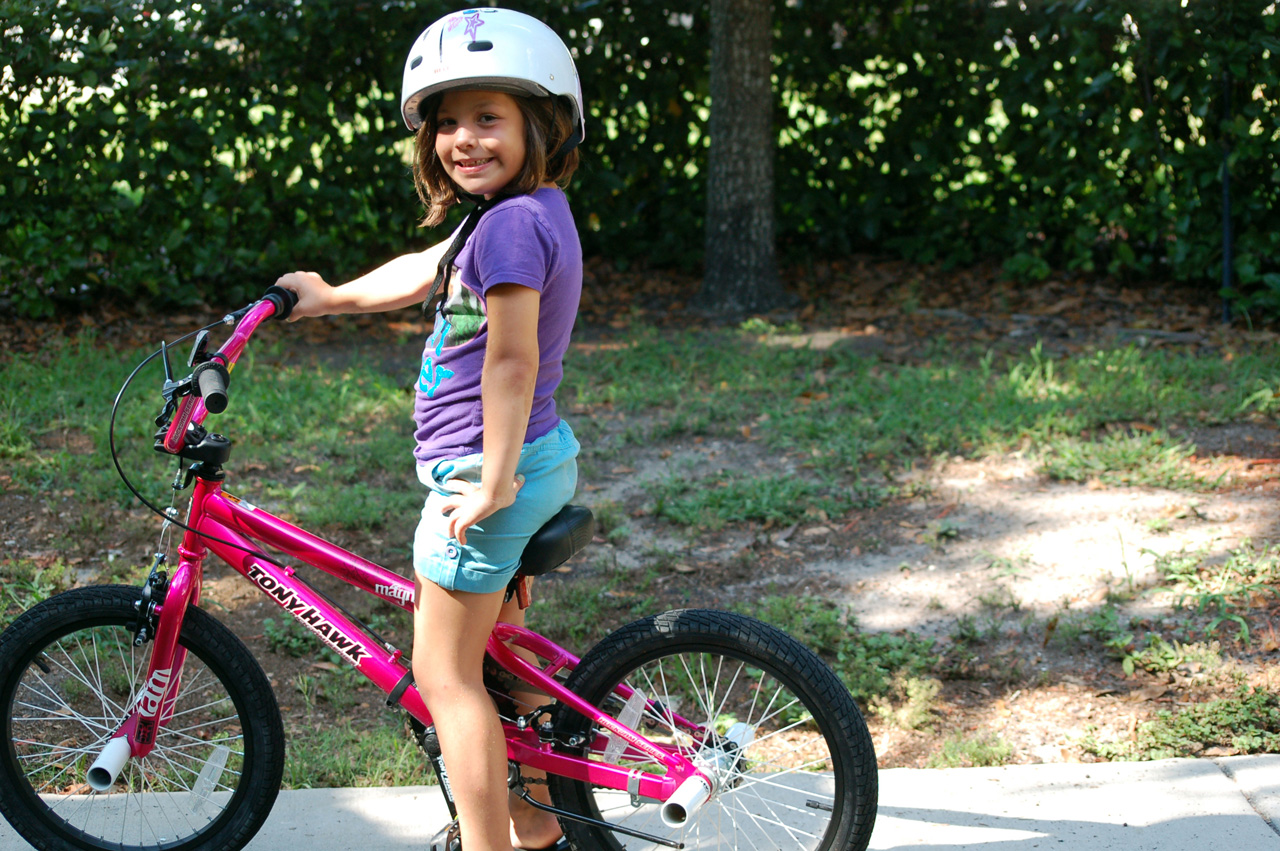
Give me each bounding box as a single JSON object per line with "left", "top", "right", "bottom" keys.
{"left": 735, "top": 596, "right": 937, "bottom": 705}
{"left": 926, "top": 731, "right": 1014, "bottom": 768}
{"left": 1148, "top": 541, "right": 1280, "bottom": 643}
{"left": 1, "top": 559, "right": 77, "bottom": 628}
{"left": 1081, "top": 683, "right": 1280, "bottom": 761}
{"left": 1039, "top": 428, "right": 1211, "bottom": 490}
{"left": 565, "top": 329, "right": 1280, "bottom": 492}
{"left": 281, "top": 715, "right": 433, "bottom": 789}
{"left": 646, "top": 470, "right": 862, "bottom": 530}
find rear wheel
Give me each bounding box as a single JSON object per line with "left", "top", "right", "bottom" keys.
{"left": 0, "top": 585, "right": 285, "bottom": 851}
{"left": 548, "top": 609, "right": 877, "bottom": 851}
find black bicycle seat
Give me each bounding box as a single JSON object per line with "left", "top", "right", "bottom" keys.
{"left": 517, "top": 504, "right": 595, "bottom": 578}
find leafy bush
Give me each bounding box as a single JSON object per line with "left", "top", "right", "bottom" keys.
{"left": 3, "top": 1, "right": 1277, "bottom": 317}
{"left": 2, "top": 0, "right": 427, "bottom": 316}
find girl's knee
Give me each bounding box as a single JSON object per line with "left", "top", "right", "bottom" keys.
{"left": 412, "top": 653, "right": 484, "bottom": 707}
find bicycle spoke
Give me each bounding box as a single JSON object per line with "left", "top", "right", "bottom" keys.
{"left": 166, "top": 692, "right": 234, "bottom": 721}
{"left": 48, "top": 786, "right": 94, "bottom": 831}
{"left": 25, "top": 754, "right": 84, "bottom": 795}
{"left": 21, "top": 665, "right": 118, "bottom": 739}
{"left": 164, "top": 715, "right": 243, "bottom": 742}
{"left": 719, "top": 796, "right": 816, "bottom": 846}
{"left": 678, "top": 653, "right": 715, "bottom": 731}
{"left": 148, "top": 746, "right": 201, "bottom": 791}
{"left": 42, "top": 639, "right": 126, "bottom": 720}
{"left": 145, "top": 756, "right": 205, "bottom": 839}
{"left": 3, "top": 587, "right": 284, "bottom": 851}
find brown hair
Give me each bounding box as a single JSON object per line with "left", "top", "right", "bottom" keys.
{"left": 413, "top": 92, "right": 581, "bottom": 227}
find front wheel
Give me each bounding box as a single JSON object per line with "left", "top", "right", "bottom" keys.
{"left": 548, "top": 609, "right": 877, "bottom": 851}
{"left": 0, "top": 585, "right": 285, "bottom": 851}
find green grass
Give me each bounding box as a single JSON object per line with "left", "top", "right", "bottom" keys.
{"left": 1120, "top": 636, "right": 1225, "bottom": 678}
{"left": 4, "top": 326, "right": 1277, "bottom": 535}
{"left": 927, "top": 731, "right": 1014, "bottom": 768}
{"left": 1082, "top": 683, "right": 1280, "bottom": 761}
{"left": 532, "top": 584, "right": 943, "bottom": 708}
{"left": 297, "top": 481, "right": 423, "bottom": 531}
{"left": 734, "top": 596, "right": 937, "bottom": 704}
{"left": 531, "top": 565, "right": 661, "bottom": 650}
{"left": 1150, "top": 541, "right": 1280, "bottom": 643}
{"left": 646, "top": 469, "right": 865, "bottom": 530}
{"left": 0, "top": 559, "right": 77, "bottom": 629}
{"left": 263, "top": 616, "right": 314, "bottom": 658}
{"left": 1, "top": 335, "right": 416, "bottom": 529}
{"left": 281, "top": 715, "right": 434, "bottom": 789}
{"left": 567, "top": 332, "right": 1279, "bottom": 453}
{"left": 563, "top": 328, "right": 1280, "bottom": 526}
{"left": 1045, "top": 543, "right": 1277, "bottom": 680}
{"left": 1040, "top": 428, "right": 1211, "bottom": 489}
{"left": 871, "top": 673, "right": 943, "bottom": 731}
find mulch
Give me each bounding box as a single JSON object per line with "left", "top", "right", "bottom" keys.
{"left": 2, "top": 256, "right": 1274, "bottom": 358}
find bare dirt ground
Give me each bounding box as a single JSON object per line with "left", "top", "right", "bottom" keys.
{"left": 574, "top": 436, "right": 1280, "bottom": 768}
{"left": 3, "top": 260, "right": 1278, "bottom": 772}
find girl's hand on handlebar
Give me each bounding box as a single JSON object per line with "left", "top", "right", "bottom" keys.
{"left": 439, "top": 475, "right": 525, "bottom": 546}
{"left": 274, "top": 271, "right": 332, "bottom": 320}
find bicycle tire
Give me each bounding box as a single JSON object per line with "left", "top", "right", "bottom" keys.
{"left": 547, "top": 609, "right": 877, "bottom": 851}
{"left": 0, "top": 585, "right": 285, "bottom": 851}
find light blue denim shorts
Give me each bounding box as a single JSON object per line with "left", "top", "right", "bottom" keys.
{"left": 413, "top": 420, "right": 579, "bottom": 594}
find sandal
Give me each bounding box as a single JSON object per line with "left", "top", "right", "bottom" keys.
{"left": 433, "top": 819, "right": 567, "bottom": 851}
{"left": 516, "top": 840, "right": 568, "bottom": 851}
{"left": 429, "top": 821, "right": 462, "bottom": 851}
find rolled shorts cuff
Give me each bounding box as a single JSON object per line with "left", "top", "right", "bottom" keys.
{"left": 412, "top": 420, "right": 579, "bottom": 594}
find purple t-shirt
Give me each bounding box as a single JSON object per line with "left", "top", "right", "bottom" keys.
{"left": 412, "top": 188, "right": 582, "bottom": 464}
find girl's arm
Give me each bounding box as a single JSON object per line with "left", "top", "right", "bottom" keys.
{"left": 275, "top": 238, "right": 452, "bottom": 319}
{"left": 441, "top": 283, "right": 541, "bottom": 545}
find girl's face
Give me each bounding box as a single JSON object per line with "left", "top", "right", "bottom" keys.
{"left": 434, "top": 89, "right": 526, "bottom": 200}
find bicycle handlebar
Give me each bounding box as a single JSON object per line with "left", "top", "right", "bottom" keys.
{"left": 158, "top": 286, "right": 299, "bottom": 456}
{"left": 261, "top": 285, "right": 298, "bottom": 321}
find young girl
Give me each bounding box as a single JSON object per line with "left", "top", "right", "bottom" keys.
{"left": 277, "top": 9, "right": 585, "bottom": 850}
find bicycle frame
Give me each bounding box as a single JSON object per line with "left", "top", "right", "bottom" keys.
{"left": 102, "top": 297, "right": 712, "bottom": 813}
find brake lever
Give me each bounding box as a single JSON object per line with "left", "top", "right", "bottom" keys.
{"left": 154, "top": 340, "right": 195, "bottom": 428}
{"left": 188, "top": 330, "right": 211, "bottom": 367}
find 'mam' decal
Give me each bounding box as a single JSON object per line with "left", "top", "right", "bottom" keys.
{"left": 376, "top": 582, "right": 414, "bottom": 605}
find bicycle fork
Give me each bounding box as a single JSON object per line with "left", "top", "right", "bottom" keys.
{"left": 85, "top": 544, "right": 204, "bottom": 791}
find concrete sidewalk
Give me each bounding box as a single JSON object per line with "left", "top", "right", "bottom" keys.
{"left": 2, "top": 756, "right": 1277, "bottom": 849}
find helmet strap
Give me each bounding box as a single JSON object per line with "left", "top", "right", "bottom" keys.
{"left": 421, "top": 197, "right": 499, "bottom": 318}
{"left": 549, "top": 97, "right": 582, "bottom": 163}
{"left": 552, "top": 134, "right": 581, "bottom": 162}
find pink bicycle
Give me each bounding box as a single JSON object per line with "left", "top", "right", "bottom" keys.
{"left": 0, "top": 289, "right": 877, "bottom": 851}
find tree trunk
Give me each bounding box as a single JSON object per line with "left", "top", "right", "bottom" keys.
{"left": 696, "top": 0, "right": 786, "bottom": 318}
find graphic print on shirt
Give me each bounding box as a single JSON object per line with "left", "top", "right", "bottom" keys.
{"left": 440, "top": 275, "right": 486, "bottom": 347}
{"left": 418, "top": 272, "right": 486, "bottom": 399}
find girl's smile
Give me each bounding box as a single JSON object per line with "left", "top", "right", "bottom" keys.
{"left": 435, "top": 90, "right": 526, "bottom": 199}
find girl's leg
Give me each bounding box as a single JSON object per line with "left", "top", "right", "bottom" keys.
{"left": 413, "top": 575, "right": 512, "bottom": 851}
{"left": 498, "top": 584, "right": 564, "bottom": 850}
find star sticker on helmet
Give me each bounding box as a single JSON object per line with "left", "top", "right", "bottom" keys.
{"left": 462, "top": 13, "right": 484, "bottom": 42}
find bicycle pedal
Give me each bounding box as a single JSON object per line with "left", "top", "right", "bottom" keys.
{"left": 429, "top": 821, "right": 462, "bottom": 851}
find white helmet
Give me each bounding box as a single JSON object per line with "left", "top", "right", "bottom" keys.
{"left": 401, "top": 7, "right": 585, "bottom": 148}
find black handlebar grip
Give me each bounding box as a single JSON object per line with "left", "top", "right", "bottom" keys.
{"left": 263, "top": 285, "right": 299, "bottom": 321}
{"left": 194, "top": 362, "right": 231, "bottom": 414}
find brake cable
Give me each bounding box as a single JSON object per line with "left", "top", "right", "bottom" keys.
{"left": 108, "top": 309, "right": 290, "bottom": 571}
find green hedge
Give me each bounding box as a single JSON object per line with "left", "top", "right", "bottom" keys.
{"left": 777, "top": 1, "right": 1279, "bottom": 310}
{"left": 3, "top": 1, "right": 1277, "bottom": 317}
